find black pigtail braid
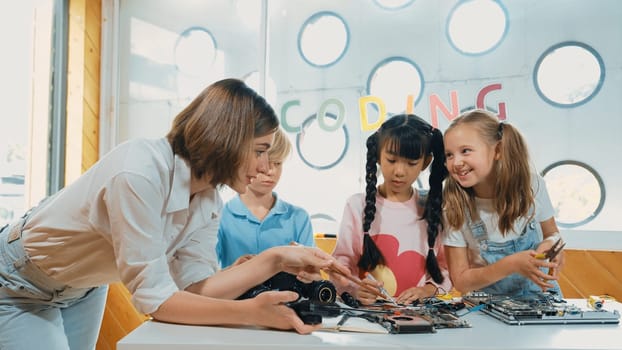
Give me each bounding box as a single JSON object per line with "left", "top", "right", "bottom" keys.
{"left": 423, "top": 128, "right": 448, "bottom": 284}
{"left": 358, "top": 132, "right": 386, "bottom": 272}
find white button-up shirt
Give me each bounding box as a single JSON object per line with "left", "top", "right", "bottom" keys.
{"left": 22, "top": 138, "right": 222, "bottom": 314}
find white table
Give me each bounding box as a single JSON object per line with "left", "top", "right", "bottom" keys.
{"left": 118, "top": 299, "right": 622, "bottom": 350}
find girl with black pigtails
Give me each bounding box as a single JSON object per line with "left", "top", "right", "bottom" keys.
{"left": 330, "top": 114, "right": 452, "bottom": 305}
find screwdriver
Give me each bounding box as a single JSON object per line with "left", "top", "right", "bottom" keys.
{"left": 365, "top": 273, "right": 398, "bottom": 305}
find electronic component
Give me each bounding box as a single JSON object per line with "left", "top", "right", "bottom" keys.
{"left": 238, "top": 272, "right": 336, "bottom": 303}
{"left": 287, "top": 300, "right": 343, "bottom": 325}
{"left": 340, "top": 292, "right": 360, "bottom": 308}
{"left": 240, "top": 273, "right": 472, "bottom": 330}
{"left": 463, "top": 291, "right": 620, "bottom": 325}
{"left": 382, "top": 314, "right": 435, "bottom": 333}
{"left": 588, "top": 295, "right": 604, "bottom": 310}
{"left": 398, "top": 298, "right": 472, "bottom": 329}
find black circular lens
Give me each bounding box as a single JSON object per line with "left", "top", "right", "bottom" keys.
{"left": 313, "top": 281, "right": 336, "bottom": 303}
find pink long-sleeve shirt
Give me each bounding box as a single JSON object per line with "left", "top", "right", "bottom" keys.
{"left": 332, "top": 191, "right": 451, "bottom": 297}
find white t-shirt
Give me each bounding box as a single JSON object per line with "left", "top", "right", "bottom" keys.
{"left": 443, "top": 174, "right": 555, "bottom": 248}
{"left": 22, "top": 138, "right": 222, "bottom": 314}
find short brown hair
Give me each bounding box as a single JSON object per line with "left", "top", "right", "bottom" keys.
{"left": 166, "top": 78, "right": 278, "bottom": 186}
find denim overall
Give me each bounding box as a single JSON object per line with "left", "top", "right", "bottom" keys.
{"left": 466, "top": 211, "right": 562, "bottom": 297}
{"left": 0, "top": 213, "right": 108, "bottom": 350}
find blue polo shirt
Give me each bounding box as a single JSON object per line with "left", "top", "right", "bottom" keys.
{"left": 216, "top": 193, "right": 314, "bottom": 268}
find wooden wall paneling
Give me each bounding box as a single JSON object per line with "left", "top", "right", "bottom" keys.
{"left": 67, "top": 0, "right": 100, "bottom": 182}
{"left": 84, "top": 0, "right": 101, "bottom": 65}
{"left": 587, "top": 251, "right": 622, "bottom": 300}
{"left": 557, "top": 271, "right": 582, "bottom": 299}
{"left": 591, "top": 250, "right": 622, "bottom": 283}
{"left": 83, "top": 56, "right": 100, "bottom": 119}
{"left": 558, "top": 250, "right": 622, "bottom": 301}
{"left": 82, "top": 105, "right": 99, "bottom": 171}
{"left": 66, "top": 0, "right": 86, "bottom": 185}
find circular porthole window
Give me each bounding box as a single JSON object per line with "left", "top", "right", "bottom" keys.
{"left": 447, "top": 0, "right": 508, "bottom": 55}
{"left": 298, "top": 11, "right": 349, "bottom": 67}
{"left": 541, "top": 160, "right": 605, "bottom": 228}
{"left": 174, "top": 27, "right": 217, "bottom": 76}
{"left": 367, "top": 57, "right": 424, "bottom": 115}
{"left": 373, "top": 0, "right": 415, "bottom": 10}
{"left": 534, "top": 42, "right": 604, "bottom": 108}
{"left": 296, "top": 113, "right": 349, "bottom": 170}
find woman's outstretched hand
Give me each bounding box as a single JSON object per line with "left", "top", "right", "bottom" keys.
{"left": 244, "top": 290, "right": 322, "bottom": 334}
{"left": 268, "top": 245, "right": 344, "bottom": 283}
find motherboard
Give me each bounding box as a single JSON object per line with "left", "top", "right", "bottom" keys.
{"left": 462, "top": 291, "right": 620, "bottom": 325}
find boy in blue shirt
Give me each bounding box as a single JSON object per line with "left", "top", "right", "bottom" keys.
{"left": 217, "top": 128, "right": 314, "bottom": 268}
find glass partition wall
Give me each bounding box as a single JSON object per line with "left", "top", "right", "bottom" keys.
{"left": 104, "top": 0, "right": 622, "bottom": 247}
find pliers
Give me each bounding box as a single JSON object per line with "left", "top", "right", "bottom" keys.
{"left": 535, "top": 237, "right": 565, "bottom": 261}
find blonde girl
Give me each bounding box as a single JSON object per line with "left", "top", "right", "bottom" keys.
{"left": 443, "top": 109, "right": 563, "bottom": 296}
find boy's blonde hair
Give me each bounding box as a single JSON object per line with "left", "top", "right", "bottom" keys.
{"left": 268, "top": 128, "right": 292, "bottom": 162}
